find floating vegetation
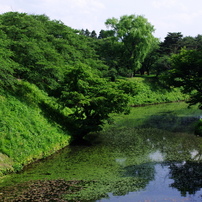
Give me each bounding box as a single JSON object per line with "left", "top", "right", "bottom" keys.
{"left": 0, "top": 179, "right": 87, "bottom": 201}
{"left": 1, "top": 102, "right": 202, "bottom": 201}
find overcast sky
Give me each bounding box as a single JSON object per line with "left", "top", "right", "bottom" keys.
{"left": 0, "top": 0, "right": 202, "bottom": 41}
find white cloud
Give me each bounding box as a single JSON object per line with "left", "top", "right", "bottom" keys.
{"left": 40, "top": 0, "right": 105, "bottom": 13}
{"left": 149, "top": 0, "right": 202, "bottom": 38}
{"left": 161, "top": 6, "right": 202, "bottom": 26}
{"left": 73, "top": 0, "right": 104, "bottom": 8}
{"left": 34, "top": 0, "right": 105, "bottom": 25}
{"left": 69, "top": 0, "right": 105, "bottom": 15}
{"left": 0, "top": 5, "right": 12, "bottom": 13}
{"left": 152, "top": 0, "right": 178, "bottom": 8}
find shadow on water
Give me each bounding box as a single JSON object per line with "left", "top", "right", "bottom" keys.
{"left": 140, "top": 111, "right": 200, "bottom": 133}
{"left": 1, "top": 102, "right": 202, "bottom": 201}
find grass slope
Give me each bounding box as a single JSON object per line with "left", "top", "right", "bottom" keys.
{"left": 128, "top": 76, "right": 189, "bottom": 105}
{"left": 0, "top": 82, "right": 71, "bottom": 176}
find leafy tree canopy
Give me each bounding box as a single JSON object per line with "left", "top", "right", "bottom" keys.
{"left": 105, "top": 15, "right": 158, "bottom": 74}
{"left": 0, "top": 12, "right": 107, "bottom": 93}
{"left": 0, "top": 28, "right": 18, "bottom": 89}
{"left": 58, "top": 63, "right": 130, "bottom": 142}
{"left": 160, "top": 32, "right": 183, "bottom": 54}
{"left": 166, "top": 49, "right": 202, "bottom": 108}
{"left": 2, "top": 11, "right": 202, "bottom": 143}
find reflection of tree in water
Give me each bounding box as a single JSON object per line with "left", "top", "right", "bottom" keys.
{"left": 122, "top": 162, "right": 155, "bottom": 181}
{"left": 110, "top": 163, "right": 155, "bottom": 196}
{"left": 121, "top": 160, "right": 202, "bottom": 199}
{"left": 109, "top": 177, "right": 147, "bottom": 197}
{"left": 141, "top": 112, "right": 199, "bottom": 133}
{"left": 168, "top": 161, "right": 202, "bottom": 197}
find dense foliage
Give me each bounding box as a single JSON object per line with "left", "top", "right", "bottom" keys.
{"left": 57, "top": 63, "right": 130, "bottom": 142}
{"left": 0, "top": 12, "right": 108, "bottom": 92}
{"left": 94, "top": 15, "right": 158, "bottom": 78}
{"left": 1, "top": 11, "right": 202, "bottom": 174}
{"left": 167, "top": 49, "right": 202, "bottom": 108}
{"left": 0, "top": 84, "right": 71, "bottom": 174}
{"left": 0, "top": 12, "right": 130, "bottom": 143}
{"left": 0, "top": 11, "right": 201, "bottom": 142}
{"left": 105, "top": 15, "right": 157, "bottom": 76}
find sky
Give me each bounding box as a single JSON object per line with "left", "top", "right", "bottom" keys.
{"left": 0, "top": 0, "right": 202, "bottom": 41}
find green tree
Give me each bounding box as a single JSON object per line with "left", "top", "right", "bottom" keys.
{"left": 0, "top": 12, "right": 65, "bottom": 92}
{"left": 105, "top": 14, "right": 157, "bottom": 75}
{"left": 0, "top": 26, "right": 18, "bottom": 89}
{"left": 82, "top": 29, "right": 90, "bottom": 37}
{"left": 160, "top": 32, "right": 183, "bottom": 54}
{"left": 153, "top": 55, "right": 171, "bottom": 77}
{"left": 90, "top": 30, "right": 97, "bottom": 38}
{"left": 195, "top": 34, "right": 202, "bottom": 49}
{"left": 0, "top": 12, "right": 107, "bottom": 92}
{"left": 178, "top": 36, "right": 197, "bottom": 50}
{"left": 167, "top": 49, "right": 202, "bottom": 108}
{"left": 96, "top": 35, "right": 125, "bottom": 77}
{"left": 58, "top": 63, "right": 130, "bottom": 143}
{"left": 98, "top": 29, "right": 115, "bottom": 39}
{"left": 153, "top": 32, "right": 183, "bottom": 77}
{"left": 0, "top": 12, "right": 131, "bottom": 144}
{"left": 140, "top": 43, "right": 160, "bottom": 75}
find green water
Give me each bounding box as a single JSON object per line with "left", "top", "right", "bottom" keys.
{"left": 1, "top": 102, "right": 202, "bottom": 201}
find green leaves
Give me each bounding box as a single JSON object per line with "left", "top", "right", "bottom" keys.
{"left": 168, "top": 49, "right": 202, "bottom": 107}
{"left": 58, "top": 63, "right": 130, "bottom": 140}
{"left": 0, "top": 12, "right": 106, "bottom": 93}
{"left": 105, "top": 15, "right": 157, "bottom": 75}
{"left": 0, "top": 28, "right": 18, "bottom": 89}
{"left": 0, "top": 12, "right": 133, "bottom": 143}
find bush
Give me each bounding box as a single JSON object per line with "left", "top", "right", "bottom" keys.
{"left": 116, "top": 79, "right": 138, "bottom": 96}
{"left": 127, "top": 77, "right": 188, "bottom": 106}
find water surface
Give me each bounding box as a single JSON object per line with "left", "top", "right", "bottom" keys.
{"left": 1, "top": 102, "right": 202, "bottom": 201}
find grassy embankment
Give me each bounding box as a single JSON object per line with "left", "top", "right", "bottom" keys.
{"left": 127, "top": 76, "right": 189, "bottom": 106}
{"left": 0, "top": 76, "right": 188, "bottom": 176}
{"left": 0, "top": 81, "right": 71, "bottom": 176}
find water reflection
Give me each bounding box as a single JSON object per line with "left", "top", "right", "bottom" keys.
{"left": 149, "top": 150, "right": 165, "bottom": 162}
{"left": 123, "top": 162, "right": 156, "bottom": 181}
{"left": 115, "top": 158, "right": 127, "bottom": 166}
{"left": 141, "top": 113, "right": 200, "bottom": 133}
{"left": 1, "top": 103, "right": 202, "bottom": 201}
{"left": 104, "top": 161, "right": 202, "bottom": 202}
{"left": 169, "top": 161, "right": 202, "bottom": 196}
{"left": 190, "top": 149, "right": 202, "bottom": 161}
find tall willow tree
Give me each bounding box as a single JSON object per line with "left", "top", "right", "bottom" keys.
{"left": 105, "top": 14, "right": 157, "bottom": 75}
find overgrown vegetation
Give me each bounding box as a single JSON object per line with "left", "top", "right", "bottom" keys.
{"left": 1, "top": 102, "right": 201, "bottom": 201}
{"left": 0, "top": 84, "right": 70, "bottom": 175}
{"left": 0, "top": 11, "right": 201, "bottom": 175}
{"left": 125, "top": 77, "right": 188, "bottom": 106}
